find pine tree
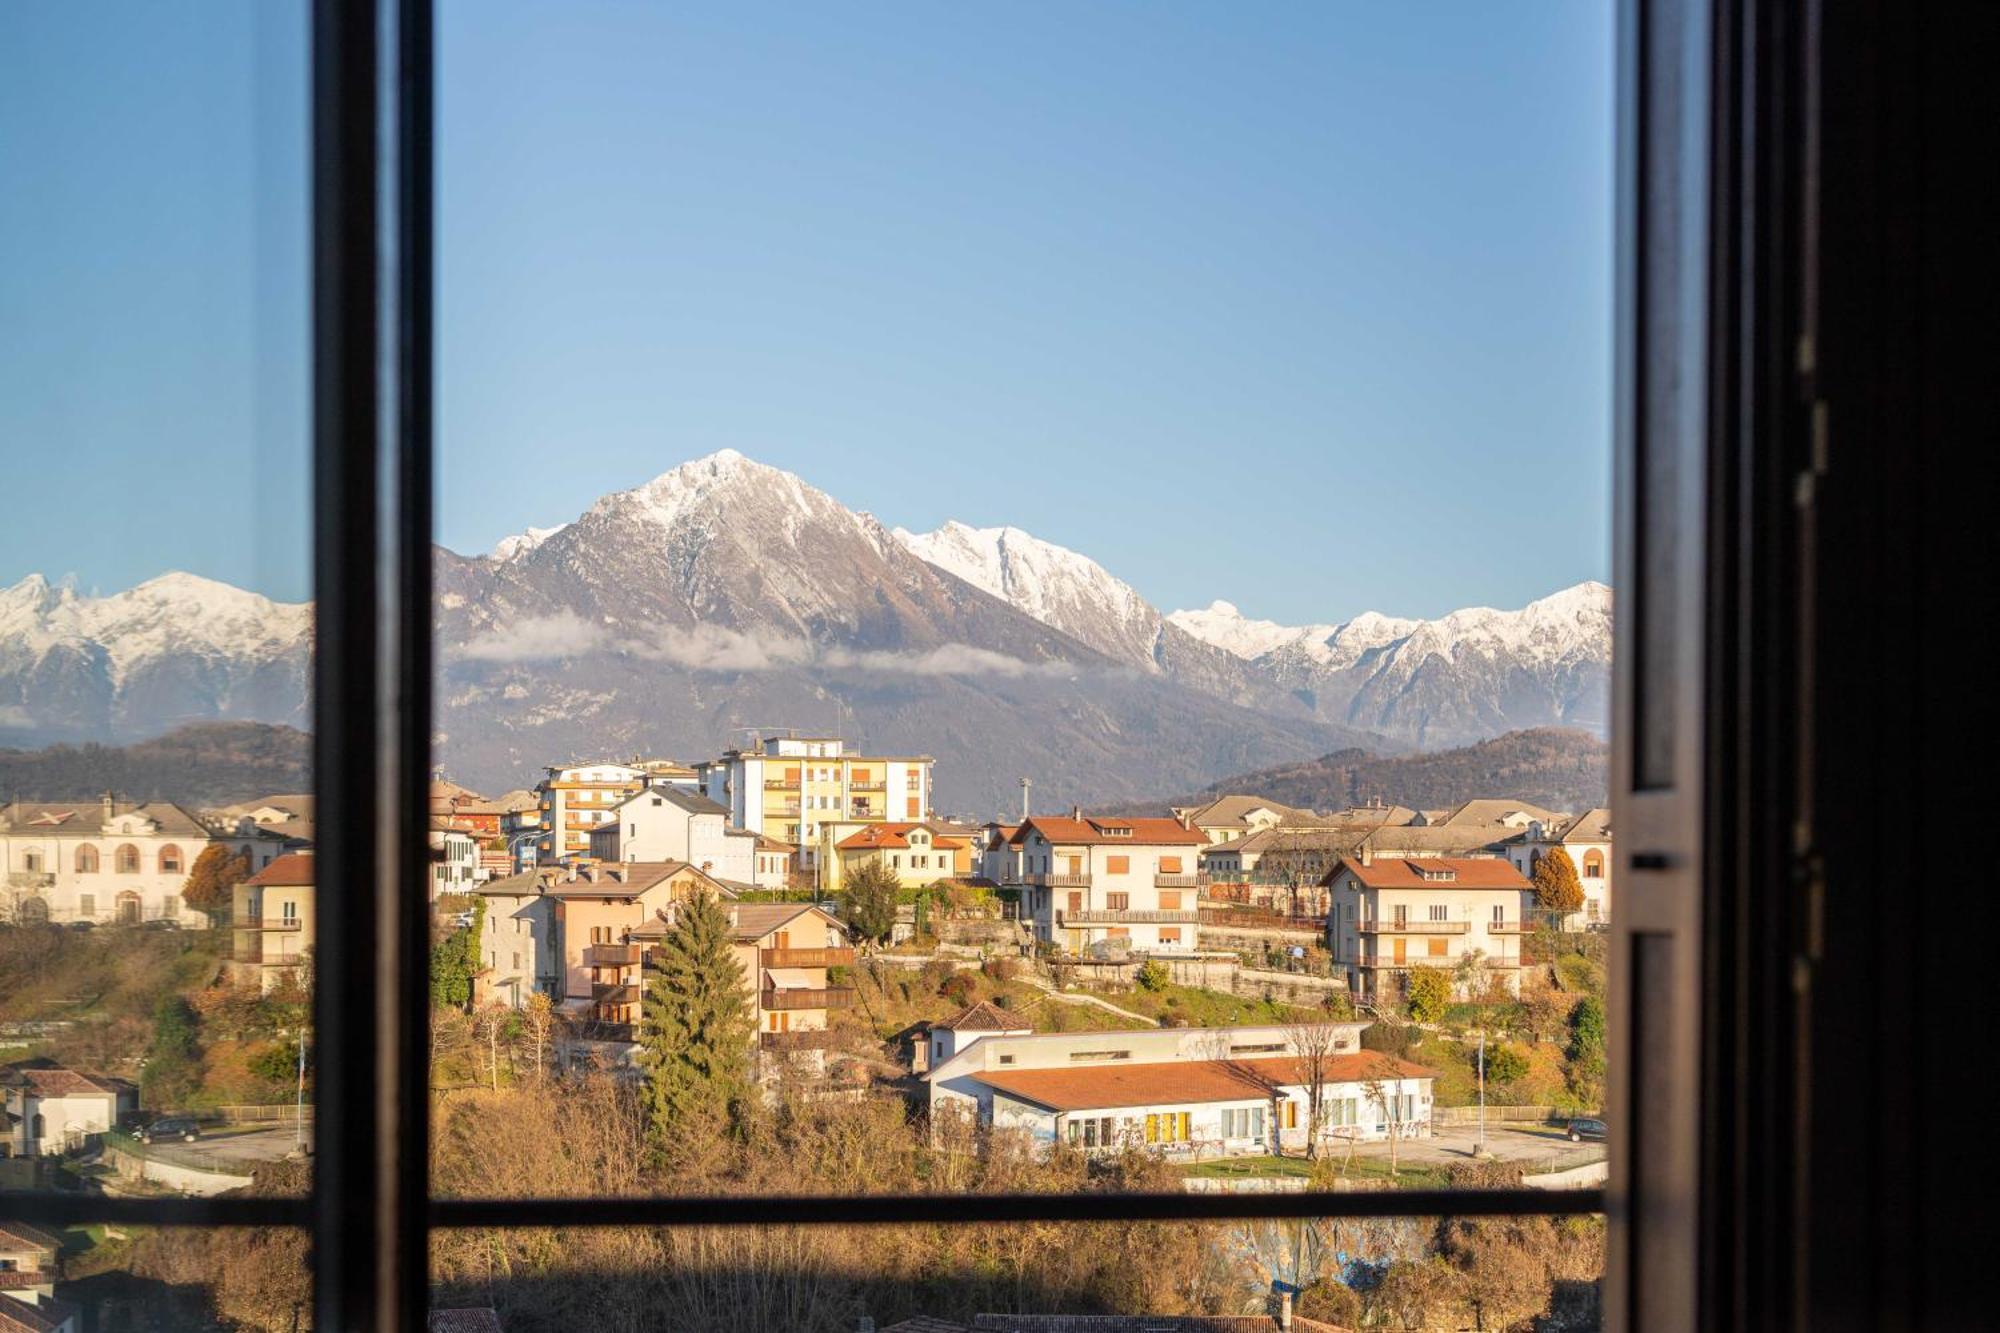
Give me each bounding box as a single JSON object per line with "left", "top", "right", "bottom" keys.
{"left": 639, "top": 891, "right": 755, "bottom": 1162}
{"left": 181, "top": 844, "right": 251, "bottom": 927}
{"left": 1531, "top": 846, "right": 1586, "bottom": 916}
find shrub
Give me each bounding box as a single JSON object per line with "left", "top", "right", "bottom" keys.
{"left": 982, "top": 957, "right": 1019, "bottom": 984}
{"left": 1134, "top": 959, "right": 1170, "bottom": 992}
{"left": 918, "top": 959, "right": 955, "bottom": 995}
{"left": 1405, "top": 965, "right": 1452, "bottom": 1024}
{"left": 1484, "top": 1042, "right": 1530, "bottom": 1085}
{"left": 940, "top": 973, "right": 976, "bottom": 1006}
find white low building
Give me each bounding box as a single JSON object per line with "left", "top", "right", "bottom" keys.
{"left": 927, "top": 1022, "right": 1433, "bottom": 1158}
{"left": 588, "top": 786, "right": 758, "bottom": 886}
{"left": 1, "top": 1065, "right": 137, "bottom": 1157}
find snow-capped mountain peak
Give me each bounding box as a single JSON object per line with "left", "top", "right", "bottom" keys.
{"left": 893, "top": 520, "right": 1164, "bottom": 668}
{"left": 1163, "top": 600, "right": 1337, "bottom": 662}
{"left": 491, "top": 524, "right": 569, "bottom": 562}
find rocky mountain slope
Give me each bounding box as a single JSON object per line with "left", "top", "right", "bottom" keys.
{"left": 0, "top": 721, "right": 311, "bottom": 807}
{"left": 1164, "top": 726, "right": 1610, "bottom": 817}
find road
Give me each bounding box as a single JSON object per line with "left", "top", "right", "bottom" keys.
{"left": 1346, "top": 1122, "right": 1598, "bottom": 1170}
{"left": 190, "top": 1124, "right": 313, "bottom": 1166}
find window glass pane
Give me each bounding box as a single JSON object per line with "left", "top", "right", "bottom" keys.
{"left": 429, "top": 2, "right": 1607, "bottom": 1279}
{"left": 0, "top": 0, "right": 313, "bottom": 1242}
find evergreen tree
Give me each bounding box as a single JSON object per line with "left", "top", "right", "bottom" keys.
{"left": 639, "top": 891, "right": 755, "bottom": 1160}
{"left": 430, "top": 898, "right": 485, "bottom": 1011}
{"left": 841, "top": 861, "right": 900, "bottom": 945}
{"left": 1531, "top": 846, "right": 1586, "bottom": 916}
{"left": 181, "top": 845, "right": 251, "bottom": 927}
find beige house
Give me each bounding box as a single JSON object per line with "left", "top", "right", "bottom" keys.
{"left": 229, "top": 850, "right": 318, "bottom": 993}
{"left": 466, "top": 869, "right": 561, "bottom": 1008}
{"left": 695, "top": 733, "right": 934, "bottom": 868}
{"left": 1, "top": 1065, "right": 137, "bottom": 1158}
{"left": 1001, "top": 814, "right": 1209, "bottom": 955}
{"left": 1322, "top": 854, "right": 1535, "bottom": 1002}
{"left": 829, "top": 822, "right": 969, "bottom": 890}
{"left": 1167, "top": 794, "right": 1319, "bottom": 845}
{"left": 533, "top": 762, "right": 649, "bottom": 863}
{"left": 543, "top": 862, "right": 739, "bottom": 1039}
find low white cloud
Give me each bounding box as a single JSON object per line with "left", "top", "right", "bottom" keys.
{"left": 619, "top": 623, "right": 816, "bottom": 673}
{"left": 455, "top": 613, "right": 608, "bottom": 663}
{"left": 0, "top": 704, "right": 34, "bottom": 728}
{"left": 821, "top": 643, "right": 1076, "bottom": 679}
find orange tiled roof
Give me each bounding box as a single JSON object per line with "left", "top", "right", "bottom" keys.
{"left": 243, "top": 850, "right": 316, "bottom": 888}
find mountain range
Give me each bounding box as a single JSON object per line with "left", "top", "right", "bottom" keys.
{"left": 1, "top": 449, "right": 1610, "bottom": 814}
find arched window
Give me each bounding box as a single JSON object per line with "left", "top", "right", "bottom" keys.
{"left": 1583, "top": 850, "right": 1605, "bottom": 879}
{"left": 16, "top": 897, "right": 48, "bottom": 925}
{"left": 22, "top": 850, "right": 41, "bottom": 873}
{"left": 75, "top": 844, "right": 99, "bottom": 873}
{"left": 30, "top": 1113, "right": 45, "bottom": 1141}
{"left": 115, "top": 843, "right": 141, "bottom": 874}
{"left": 159, "top": 843, "right": 184, "bottom": 874}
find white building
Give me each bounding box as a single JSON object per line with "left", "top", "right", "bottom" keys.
{"left": 695, "top": 734, "right": 934, "bottom": 869}
{"left": 0, "top": 1222, "right": 73, "bottom": 1332}
{"left": 429, "top": 821, "right": 481, "bottom": 900}
{"left": 998, "top": 813, "right": 1208, "bottom": 956}
{"left": 587, "top": 786, "right": 759, "bottom": 886}
{"left": 1323, "top": 854, "right": 1536, "bottom": 1002}
{"left": 0, "top": 797, "right": 284, "bottom": 928}
{"left": 926, "top": 1022, "right": 1433, "bottom": 1158}
{"left": 1503, "top": 808, "right": 1613, "bottom": 929}
{"left": 1, "top": 1065, "right": 137, "bottom": 1157}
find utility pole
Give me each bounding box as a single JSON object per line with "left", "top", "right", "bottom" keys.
{"left": 295, "top": 1022, "right": 309, "bottom": 1156}
{"left": 1476, "top": 1029, "right": 1487, "bottom": 1158}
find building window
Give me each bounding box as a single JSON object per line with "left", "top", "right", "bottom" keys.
{"left": 1106, "top": 892, "right": 1129, "bottom": 910}
{"left": 159, "top": 843, "right": 183, "bottom": 873}
{"left": 79, "top": 894, "right": 96, "bottom": 917}
{"left": 1106, "top": 855, "right": 1129, "bottom": 875}
{"left": 115, "top": 844, "right": 140, "bottom": 874}
{"left": 75, "top": 844, "right": 99, "bottom": 873}
{"left": 1582, "top": 850, "right": 1605, "bottom": 878}
{"left": 22, "top": 850, "right": 42, "bottom": 873}
{"left": 1160, "top": 928, "right": 1181, "bottom": 945}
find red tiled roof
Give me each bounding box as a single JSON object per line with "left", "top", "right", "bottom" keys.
{"left": 5, "top": 1066, "right": 131, "bottom": 1098}
{"left": 836, "top": 822, "right": 926, "bottom": 850}
{"left": 968, "top": 1052, "right": 1431, "bottom": 1113}
{"left": 1326, "top": 856, "right": 1530, "bottom": 890}
{"left": 244, "top": 850, "right": 317, "bottom": 887}
{"left": 0, "top": 1223, "right": 62, "bottom": 1252}
{"left": 1009, "top": 815, "right": 1206, "bottom": 848}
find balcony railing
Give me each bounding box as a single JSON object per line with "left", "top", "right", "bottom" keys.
{"left": 1351, "top": 953, "right": 1520, "bottom": 969}
{"left": 1057, "top": 908, "right": 1201, "bottom": 925}
{"left": 1356, "top": 919, "right": 1470, "bottom": 934}
{"left": 760, "top": 946, "right": 855, "bottom": 969}
{"left": 0, "top": 1271, "right": 48, "bottom": 1291}
{"left": 1486, "top": 920, "right": 1525, "bottom": 933}
{"left": 233, "top": 917, "right": 305, "bottom": 932}
{"left": 848, "top": 780, "right": 885, "bottom": 792}
{"left": 1024, "top": 873, "right": 1092, "bottom": 888}
{"left": 1153, "top": 873, "right": 1207, "bottom": 888}
{"left": 233, "top": 945, "right": 303, "bottom": 966}
{"left": 761, "top": 987, "right": 856, "bottom": 1012}
{"left": 763, "top": 778, "right": 796, "bottom": 790}
{"left": 767, "top": 802, "right": 802, "bottom": 817}
{"left": 584, "top": 942, "right": 641, "bottom": 967}
{"left": 1197, "top": 907, "right": 1326, "bottom": 931}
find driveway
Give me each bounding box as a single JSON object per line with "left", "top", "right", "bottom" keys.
{"left": 190, "top": 1124, "right": 312, "bottom": 1165}
{"left": 1347, "top": 1122, "right": 1596, "bottom": 1171}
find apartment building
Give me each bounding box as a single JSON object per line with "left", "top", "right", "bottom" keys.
{"left": 1001, "top": 814, "right": 1208, "bottom": 956}
{"left": 428, "top": 780, "right": 505, "bottom": 835}
{"left": 229, "top": 850, "right": 318, "bottom": 993}
{"left": 830, "top": 822, "right": 969, "bottom": 889}
{"left": 543, "top": 862, "right": 737, "bottom": 1038}
{"left": 1167, "top": 794, "right": 1318, "bottom": 845}
{"left": 1503, "top": 808, "right": 1613, "bottom": 929}
{"left": 466, "top": 869, "right": 560, "bottom": 1008}
{"left": 1322, "top": 854, "right": 1535, "bottom": 1003}
{"left": 428, "top": 820, "right": 482, "bottom": 900}
{"left": 0, "top": 1066, "right": 137, "bottom": 1159}
{"left": 586, "top": 787, "right": 762, "bottom": 886}
{"left": 695, "top": 734, "right": 933, "bottom": 868}
{"left": 533, "top": 762, "right": 649, "bottom": 863}
{"left": 0, "top": 797, "right": 284, "bottom": 928}
{"left": 0, "top": 1222, "right": 73, "bottom": 1333}
{"left": 926, "top": 1022, "right": 1432, "bottom": 1158}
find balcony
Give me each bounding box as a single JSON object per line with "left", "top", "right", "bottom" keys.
{"left": 1153, "top": 873, "right": 1207, "bottom": 888}
{"left": 760, "top": 946, "right": 855, "bottom": 969}
{"left": 1024, "top": 873, "right": 1092, "bottom": 888}
{"left": 761, "top": 987, "right": 856, "bottom": 1012}
{"left": 1486, "top": 920, "right": 1525, "bottom": 933}
{"left": 584, "top": 942, "right": 641, "bottom": 967}
{"left": 848, "top": 780, "right": 885, "bottom": 792}
{"left": 763, "top": 778, "right": 796, "bottom": 790}
{"left": 1057, "top": 908, "right": 1201, "bottom": 925}
{"left": 766, "top": 802, "right": 802, "bottom": 817}
{"left": 233, "top": 943, "right": 301, "bottom": 966}
{"left": 234, "top": 917, "right": 304, "bottom": 932}
{"left": 0, "top": 1271, "right": 49, "bottom": 1292}
{"left": 1356, "top": 919, "right": 1470, "bottom": 934}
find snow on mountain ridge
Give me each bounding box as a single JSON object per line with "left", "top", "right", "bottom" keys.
{"left": 1164, "top": 600, "right": 1341, "bottom": 662}
{"left": 1, "top": 571, "right": 312, "bottom": 676}
{"left": 491, "top": 524, "right": 569, "bottom": 562}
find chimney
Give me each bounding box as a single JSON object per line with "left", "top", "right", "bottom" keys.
{"left": 100, "top": 791, "right": 115, "bottom": 821}
{"left": 1071, "top": 804, "right": 1082, "bottom": 821}
{"left": 1019, "top": 776, "right": 1032, "bottom": 822}
{"left": 1359, "top": 843, "right": 1373, "bottom": 867}
{"left": 1277, "top": 1289, "right": 1293, "bottom": 1330}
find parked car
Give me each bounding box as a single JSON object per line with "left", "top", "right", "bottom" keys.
{"left": 142, "top": 918, "right": 181, "bottom": 931}
{"left": 1566, "top": 1117, "right": 1608, "bottom": 1143}
{"left": 65, "top": 920, "right": 96, "bottom": 932}
{"left": 139, "top": 1116, "right": 203, "bottom": 1144}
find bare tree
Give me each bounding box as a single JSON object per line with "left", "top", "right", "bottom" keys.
{"left": 474, "top": 1002, "right": 510, "bottom": 1091}
{"left": 520, "top": 991, "right": 555, "bottom": 1084}
{"left": 1284, "top": 1017, "right": 1343, "bottom": 1160}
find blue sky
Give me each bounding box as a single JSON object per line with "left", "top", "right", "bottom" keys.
{"left": 3, "top": 2, "right": 1612, "bottom": 625}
